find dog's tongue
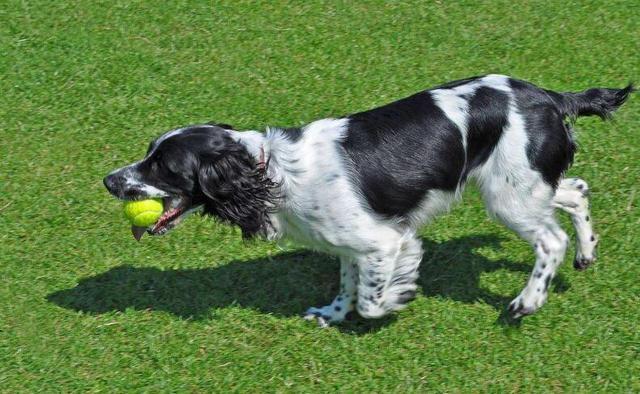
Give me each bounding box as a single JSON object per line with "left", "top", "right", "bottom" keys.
{"left": 131, "top": 226, "right": 147, "bottom": 241}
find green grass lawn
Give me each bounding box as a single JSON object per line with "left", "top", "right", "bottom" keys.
{"left": 1, "top": 0, "right": 638, "bottom": 391}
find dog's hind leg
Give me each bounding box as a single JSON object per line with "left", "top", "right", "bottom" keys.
{"left": 552, "top": 177, "right": 598, "bottom": 270}
{"left": 304, "top": 257, "right": 359, "bottom": 327}
{"left": 356, "top": 232, "right": 423, "bottom": 319}
{"left": 480, "top": 173, "right": 569, "bottom": 318}
{"left": 507, "top": 220, "right": 569, "bottom": 318}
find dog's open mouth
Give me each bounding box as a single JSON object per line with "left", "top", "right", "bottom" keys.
{"left": 131, "top": 196, "right": 196, "bottom": 241}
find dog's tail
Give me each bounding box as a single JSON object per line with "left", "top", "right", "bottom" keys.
{"left": 553, "top": 83, "right": 634, "bottom": 120}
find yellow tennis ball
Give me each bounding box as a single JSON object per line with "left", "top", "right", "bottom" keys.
{"left": 123, "top": 199, "right": 163, "bottom": 227}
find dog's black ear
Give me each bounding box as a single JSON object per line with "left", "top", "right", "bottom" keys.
{"left": 206, "top": 122, "right": 234, "bottom": 130}
{"left": 197, "top": 143, "right": 274, "bottom": 238}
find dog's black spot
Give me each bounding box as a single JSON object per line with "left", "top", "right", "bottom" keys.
{"left": 585, "top": 215, "right": 590, "bottom": 222}
{"left": 344, "top": 87, "right": 466, "bottom": 218}
{"left": 544, "top": 275, "right": 552, "bottom": 290}
{"left": 535, "top": 271, "right": 543, "bottom": 279}
{"left": 542, "top": 263, "right": 547, "bottom": 269}
{"left": 591, "top": 235, "right": 596, "bottom": 242}
{"left": 510, "top": 78, "right": 576, "bottom": 188}
{"left": 334, "top": 306, "right": 341, "bottom": 312}
{"left": 325, "top": 174, "right": 340, "bottom": 182}
{"left": 367, "top": 281, "right": 377, "bottom": 287}
{"left": 577, "top": 183, "right": 584, "bottom": 190}
{"left": 336, "top": 296, "right": 342, "bottom": 302}
{"left": 463, "top": 87, "right": 510, "bottom": 180}
{"left": 540, "top": 242, "right": 550, "bottom": 255}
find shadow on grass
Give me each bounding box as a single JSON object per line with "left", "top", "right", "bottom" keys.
{"left": 47, "top": 234, "right": 569, "bottom": 334}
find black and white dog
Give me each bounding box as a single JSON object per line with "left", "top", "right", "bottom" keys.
{"left": 104, "top": 75, "right": 632, "bottom": 326}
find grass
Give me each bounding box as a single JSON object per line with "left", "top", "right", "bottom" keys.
{"left": 1, "top": 0, "right": 638, "bottom": 391}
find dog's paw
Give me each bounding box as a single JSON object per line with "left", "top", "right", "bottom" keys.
{"left": 303, "top": 303, "right": 354, "bottom": 327}
{"left": 573, "top": 255, "right": 596, "bottom": 270}
{"left": 574, "top": 238, "right": 598, "bottom": 270}
{"left": 508, "top": 297, "right": 536, "bottom": 319}
{"left": 303, "top": 309, "right": 331, "bottom": 328}
{"left": 508, "top": 291, "right": 547, "bottom": 319}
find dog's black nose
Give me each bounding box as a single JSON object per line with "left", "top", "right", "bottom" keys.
{"left": 103, "top": 173, "right": 123, "bottom": 194}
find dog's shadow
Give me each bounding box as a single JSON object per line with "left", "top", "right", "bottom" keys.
{"left": 47, "top": 235, "right": 569, "bottom": 334}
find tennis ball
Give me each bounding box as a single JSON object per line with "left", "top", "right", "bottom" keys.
{"left": 123, "top": 199, "right": 163, "bottom": 227}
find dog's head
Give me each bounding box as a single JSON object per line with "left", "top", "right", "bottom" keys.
{"left": 103, "top": 124, "right": 275, "bottom": 240}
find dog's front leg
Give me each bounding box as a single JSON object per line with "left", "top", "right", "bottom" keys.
{"left": 355, "top": 234, "right": 421, "bottom": 319}
{"left": 304, "top": 257, "right": 358, "bottom": 327}
{"left": 355, "top": 251, "right": 396, "bottom": 319}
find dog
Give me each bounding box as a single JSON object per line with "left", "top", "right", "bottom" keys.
{"left": 104, "top": 75, "right": 632, "bottom": 327}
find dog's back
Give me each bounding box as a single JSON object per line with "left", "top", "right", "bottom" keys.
{"left": 340, "top": 74, "right": 632, "bottom": 220}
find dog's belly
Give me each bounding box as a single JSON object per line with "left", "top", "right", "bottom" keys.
{"left": 268, "top": 122, "right": 401, "bottom": 254}
{"left": 274, "top": 190, "right": 401, "bottom": 256}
